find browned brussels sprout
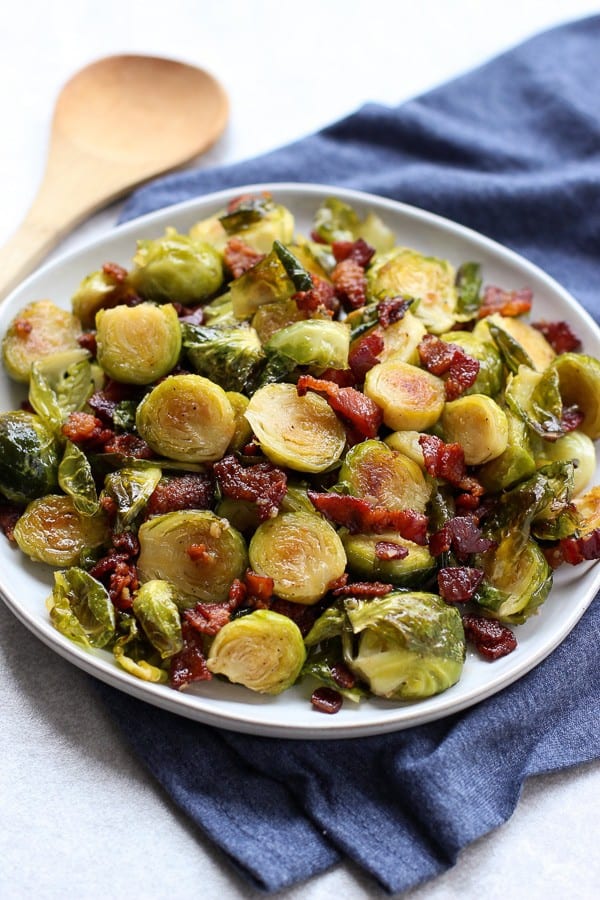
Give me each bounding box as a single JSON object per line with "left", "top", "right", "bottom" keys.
{"left": 14, "top": 495, "right": 108, "bottom": 566}
{"left": 2, "top": 300, "right": 83, "bottom": 383}
{"left": 95, "top": 303, "right": 182, "bottom": 384}
{"left": 339, "top": 439, "right": 431, "bottom": 512}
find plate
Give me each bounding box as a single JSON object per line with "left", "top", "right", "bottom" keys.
{"left": 1, "top": 182, "right": 599, "bottom": 739}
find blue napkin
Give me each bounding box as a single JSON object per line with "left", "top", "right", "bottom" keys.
{"left": 98, "top": 14, "right": 600, "bottom": 895}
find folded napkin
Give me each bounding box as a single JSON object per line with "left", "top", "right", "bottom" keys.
{"left": 98, "top": 14, "right": 600, "bottom": 894}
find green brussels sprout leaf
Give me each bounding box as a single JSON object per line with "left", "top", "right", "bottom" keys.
{"left": 132, "top": 580, "right": 183, "bottom": 659}
{"left": 47, "top": 568, "right": 116, "bottom": 649}
{"left": 59, "top": 441, "right": 100, "bottom": 516}
{"left": 182, "top": 322, "right": 265, "bottom": 393}
{"left": 113, "top": 614, "right": 169, "bottom": 683}
{"left": 102, "top": 465, "right": 162, "bottom": 530}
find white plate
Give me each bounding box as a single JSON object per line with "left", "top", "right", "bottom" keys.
{"left": 1, "top": 182, "right": 599, "bottom": 739}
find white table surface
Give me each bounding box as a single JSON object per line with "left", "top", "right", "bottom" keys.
{"left": 2, "top": 2, "right": 600, "bottom": 898}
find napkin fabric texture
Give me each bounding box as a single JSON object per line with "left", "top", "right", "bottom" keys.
{"left": 99, "top": 14, "right": 600, "bottom": 895}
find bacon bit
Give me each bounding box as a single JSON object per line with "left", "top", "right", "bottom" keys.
{"left": 244, "top": 569, "right": 274, "bottom": 607}
{"left": 241, "top": 441, "right": 262, "bottom": 457}
{"left": 187, "top": 543, "right": 216, "bottom": 564}
{"left": 375, "top": 541, "right": 409, "bottom": 561}
{"left": 311, "top": 686, "right": 343, "bottom": 714}
{"left": 170, "top": 621, "right": 213, "bottom": 689}
{"left": 103, "top": 433, "right": 155, "bottom": 458}
{"left": 13, "top": 319, "right": 33, "bottom": 338}
{"left": 112, "top": 531, "right": 140, "bottom": 556}
{"left": 62, "top": 412, "right": 114, "bottom": 449}
{"left": 77, "top": 332, "right": 97, "bottom": 355}
{"left": 308, "top": 490, "right": 428, "bottom": 543}
{"left": 0, "top": 501, "right": 24, "bottom": 541}
{"left": 269, "top": 597, "right": 322, "bottom": 636}
{"left": 89, "top": 552, "right": 138, "bottom": 611}
{"left": 531, "top": 320, "right": 582, "bottom": 354}
{"left": 551, "top": 528, "right": 600, "bottom": 566}
{"left": 293, "top": 276, "right": 339, "bottom": 316}
{"left": 102, "top": 261, "right": 128, "bottom": 283}
{"left": 310, "top": 230, "right": 327, "bottom": 244}
{"left": 418, "top": 333, "right": 480, "bottom": 400}
{"left": 316, "top": 367, "right": 356, "bottom": 387}
{"left": 297, "top": 374, "right": 383, "bottom": 441}
{"left": 561, "top": 405, "right": 585, "bottom": 433}
{"left": 419, "top": 434, "right": 484, "bottom": 498}
{"left": 223, "top": 237, "right": 266, "bottom": 278}
{"left": 213, "top": 454, "right": 287, "bottom": 521}
{"left": 332, "top": 258, "right": 368, "bottom": 309}
{"left": 332, "top": 580, "right": 394, "bottom": 597}
{"left": 331, "top": 238, "right": 375, "bottom": 268}
{"left": 429, "top": 517, "right": 495, "bottom": 560}
{"left": 377, "top": 297, "right": 411, "bottom": 328}
{"left": 478, "top": 285, "right": 533, "bottom": 318}
{"left": 145, "top": 473, "right": 214, "bottom": 518}
{"left": 176, "top": 303, "right": 205, "bottom": 326}
{"left": 438, "top": 566, "right": 484, "bottom": 602}
{"left": 348, "top": 329, "right": 384, "bottom": 382}
{"left": 330, "top": 662, "right": 356, "bottom": 689}
{"left": 462, "top": 613, "right": 517, "bottom": 660}
{"left": 184, "top": 601, "right": 233, "bottom": 636}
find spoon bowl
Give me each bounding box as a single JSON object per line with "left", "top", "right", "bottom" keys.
{"left": 0, "top": 54, "right": 229, "bottom": 299}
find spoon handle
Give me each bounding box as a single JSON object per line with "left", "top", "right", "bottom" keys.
{"left": 0, "top": 214, "right": 68, "bottom": 301}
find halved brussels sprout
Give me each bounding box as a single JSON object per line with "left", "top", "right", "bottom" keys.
{"left": 182, "top": 322, "right": 264, "bottom": 393}
{"left": 474, "top": 535, "right": 552, "bottom": 624}
{"left": 477, "top": 313, "right": 555, "bottom": 373}
{"left": 384, "top": 429, "right": 426, "bottom": 468}
{"left": 136, "top": 374, "right": 235, "bottom": 463}
{"left": 440, "top": 331, "right": 503, "bottom": 396}
{"left": 364, "top": 360, "right": 445, "bottom": 431}
{"left": 71, "top": 268, "right": 129, "bottom": 328}
{"left": 441, "top": 394, "right": 509, "bottom": 465}
{"left": 249, "top": 510, "right": 346, "bottom": 605}
{"left": 225, "top": 391, "right": 253, "bottom": 452}
{"left": 367, "top": 248, "right": 457, "bottom": 333}
{"left": 218, "top": 195, "right": 294, "bottom": 253}
{"left": 343, "top": 591, "right": 465, "bottom": 700}
{"left": 102, "top": 465, "right": 162, "bottom": 530}
{"left": 132, "top": 580, "right": 183, "bottom": 659}
{"left": 129, "top": 228, "right": 223, "bottom": 304}
{"left": 188, "top": 214, "right": 228, "bottom": 252}
{"left": 376, "top": 309, "right": 427, "bottom": 365}
{"left": 341, "top": 529, "right": 436, "bottom": 587}
{"left": 29, "top": 349, "right": 96, "bottom": 438}
{"left": 95, "top": 303, "right": 182, "bottom": 384}
{"left": 0, "top": 411, "right": 59, "bottom": 502}
{"left": 244, "top": 383, "right": 346, "bottom": 473}
{"left": 312, "top": 197, "right": 395, "bottom": 251}
{"left": 549, "top": 352, "right": 600, "bottom": 440}
{"left": 251, "top": 298, "right": 306, "bottom": 344}
{"left": 206, "top": 609, "right": 306, "bottom": 694}
{"left": 477, "top": 410, "right": 537, "bottom": 492}
{"left": 230, "top": 249, "right": 295, "bottom": 319}
{"left": 47, "top": 568, "right": 115, "bottom": 649}
{"left": 265, "top": 319, "right": 350, "bottom": 371}
{"left": 537, "top": 429, "right": 596, "bottom": 495}
{"left": 137, "top": 510, "right": 248, "bottom": 606}
{"left": 2, "top": 300, "right": 83, "bottom": 383}
{"left": 573, "top": 484, "right": 600, "bottom": 534}
{"left": 505, "top": 364, "right": 564, "bottom": 441}
{"left": 339, "top": 439, "right": 431, "bottom": 512}
{"left": 14, "top": 495, "right": 108, "bottom": 566}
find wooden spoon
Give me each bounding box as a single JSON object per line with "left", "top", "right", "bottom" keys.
{"left": 0, "top": 54, "right": 229, "bottom": 299}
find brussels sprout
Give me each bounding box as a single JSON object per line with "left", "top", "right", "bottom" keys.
{"left": 206, "top": 609, "right": 306, "bottom": 694}
{"left": 102, "top": 465, "right": 162, "bottom": 530}
{"left": 573, "top": 484, "right": 600, "bottom": 534}
{"left": 341, "top": 530, "right": 436, "bottom": 587}
{"left": 132, "top": 580, "right": 183, "bottom": 659}
{"left": 249, "top": 510, "right": 347, "bottom": 605}
{"left": 536, "top": 429, "right": 596, "bottom": 495}
{"left": 218, "top": 195, "right": 294, "bottom": 253}
{"left": 202, "top": 290, "right": 236, "bottom": 326}
{"left": 182, "top": 322, "right": 265, "bottom": 393}
{"left": 14, "top": 495, "right": 108, "bottom": 566}
{"left": 367, "top": 249, "right": 457, "bottom": 334}
{"left": 71, "top": 268, "right": 129, "bottom": 328}
{"left": 549, "top": 352, "right": 600, "bottom": 440}
{"left": 129, "top": 228, "right": 223, "bottom": 304}
{"left": 0, "top": 411, "right": 59, "bottom": 502}
{"left": 113, "top": 614, "right": 168, "bottom": 683}
{"left": 474, "top": 536, "right": 552, "bottom": 624}
{"left": 376, "top": 310, "right": 427, "bottom": 365}
{"left": 477, "top": 313, "right": 556, "bottom": 373}
{"left": 273, "top": 240, "right": 314, "bottom": 292}
{"left": 304, "top": 604, "right": 346, "bottom": 646}
{"left": 312, "top": 197, "right": 395, "bottom": 252}
{"left": 477, "top": 410, "right": 537, "bottom": 492}
{"left": 364, "top": 360, "right": 445, "bottom": 431}
{"left": 384, "top": 430, "right": 427, "bottom": 468}
{"left": 59, "top": 441, "right": 100, "bottom": 516}
{"left": 343, "top": 591, "right": 465, "bottom": 700}
{"left": 454, "top": 262, "right": 483, "bottom": 320}
{"left": 505, "top": 365, "right": 564, "bottom": 441}
{"left": 225, "top": 391, "right": 253, "bottom": 452}
{"left": 230, "top": 249, "right": 295, "bottom": 319}
{"left": 29, "top": 349, "right": 95, "bottom": 437}
{"left": 47, "top": 568, "right": 115, "bottom": 649}
{"left": 95, "top": 303, "right": 182, "bottom": 384}
{"left": 137, "top": 510, "right": 248, "bottom": 606}
{"left": 136, "top": 374, "right": 235, "bottom": 463}
{"left": 244, "top": 383, "right": 346, "bottom": 473}
{"left": 339, "top": 439, "right": 431, "bottom": 512}
{"left": 251, "top": 298, "right": 306, "bottom": 344}
{"left": 188, "top": 214, "right": 228, "bottom": 252}
{"left": 441, "top": 394, "right": 509, "bottom": 465}
{"left": 214, "top": 497, "right": 261, "bottom": 534}
{"left": 265, "top": 319, "right": 350, "bottom": 371}
{"left": 2, "top": 300, "right": 83, "bottom": 383}
{"left": 440, "top": 330, "right": 503, "bottom": 397}
{"left": 302, "top": 645, "right": 366, "bottom": 702}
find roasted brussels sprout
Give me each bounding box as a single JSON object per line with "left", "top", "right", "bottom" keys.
{"left": 549, "top": 352, "right": 600, "bottom": 440}
{"left": 2, "top": 300, "right": 83, "bottom": 383}
{"left": 71, "top": 268, "right": 129, "bottom": 328}
{"left": 230, "top": 249, "right": 295, "bottom": 319}
{"left": 206, "top": 609, "right": 306, "bottom": 694}
{"left": 218, "top": 195, "right": 294, "bottom": 253}
{"left": 244, "top": 383, "right": 346, "bottom": 473}
{"left": 137, "top": 510, "right": 248, "bottom": 606}
{"left": 384, "top": 429, "right": 427, "bottom": 468}
{"left": 477, "top": 313, "right": 555, "bottom": 373}
{"left": 95, "top": 303, "right": 182, "bottom": 384}
{"left": 539, "top": 429, "right": 596, "bottom": 495}
{"left": 505, "top": 365, "right": 564, "bottom": 441}
{"left": 0, "top": 411, "right": 59, "bottom": 502}
{"left": 225, "top": 391, "right": 254, "bottom": 452}
{"left": 474, "top": 535, "right": 553, "bottom": 624}
{"left": 341, "top": 530, "right": 436, "bottom": 587}
{"left": 364, "top": 360, "right": 445, "bottom": 431}
{"left": 136, "top": 374, "right": 235, "bottom": 462}
{"left": 132, "top": 580, "right": 183, "bottom": 659}
{"left": 440, "top": 330, "right": 503, "bottom": 396}
{"left": 339, "top": 439, "right": 431, "bottom": 512}
{"left": 59, "top": 441, "right": 100, "bottom": 516}
{"left": 182, "top": 322, "right": 265, "bottom": 393}
{"left": 441, "top": 394, "right": 509, "bottom": 465}
{"left": 265, "top": 319, "right": 350, "bottom": 371}
{"left": 376, "top": 309, "right": 427, "bottom": 365}
{"left": 129, "top": 228, "right": 223, "bottom": 304}
{"left": 477, "top": 410, "right": 537, "bottom": 492}
{"left": 251, "top": 298, "right": 306, "bottom": 344}
{"left": 101, "top": 465, "right": 162, "bottom": 530}
{"left": 113, "top": 614, "right": 168, "bottom": 683}
{"left": 14, "top": 495, "right": 108, "bottom": 566}
{"left": 249, "top": 510, "right": 346, "bottom": 605}
{"left": 47, "top": 568, "right": 115, "bottom": 649}
{"left": 343, "top": 591, "right": 465, "bottom": 700}
{"left": 312, "top": 197, "right": 395, "bottom": 251}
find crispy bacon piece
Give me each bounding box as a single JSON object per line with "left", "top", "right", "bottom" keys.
{"left": 170, "top": 621, "right": 213, "bottom": 689}
{"left": 213, "top": 454, "right": 287, "bottom": 521}
{"left": 308, "top": 490, "right": 428, "bottom": 543}
{"left": 437, "top": 566, "right": 484, "bottom": 602}
{"left": 331, "top": 238, "right": 375, "bottom": 268}
{"left": 462, "top": 614, "right": 517, "bottom": 660}
{"left": 297, "top": 374, "right": 383, "bottom": 441}
{"left": 187, "top": 542, "right": 216, "bottom": 564}
{"left": 377, "top": 297, "right": 411, "bottom": 328}
{"left": 316, "top": 367, "right": 356, "bottom": 387}
{"left": 561, "top": 405, "right": 585, "bottom": 433}
{"left": 244, "top": 569, "right": 274, "bottom": 607}
{"left": 62, "top": 412, "right": 114, "bottom": 449}
{"left": 418, "top": 333, "right": 480, "bottom": 400}
{"left": 375, "top": 540, "right": 409, "bottom": 561}
{"left": 293, "top": 276, "right": 339, "bottom": 316}
{"left": 269, "top": 597, "right": 321, "bottom": 636}
{"left": 311, "top": 686, "right": 343, "bottom": 714}
{"left": 331, "top": 258, "right": 368, "bottom": 309}
{"left": 0, "top": 501, "right": 24, "bottom": 541}
{"left": 478, "top": 285, "right": 533, "bottom": 318}
{"left": 103, "top": 433, "right": 155, "bottom": 458}
{"left": 330, "top": 662, "right": 356, "bottom": 689}
{"left": 429, "top": 516, "right": 495, "bottom": 560}
{"left": 223, "top": 237, "right": 266, "bottom": 278}
{"left": 102, "top": 261, "right": 128, "bottom": 283}
{"left": 13, "top": 318, "right": 33, "bottom": 337}
{"left": 348, "top": 330, "right": 384, "bottom": 382}
{"left": 145, "top": 473, "right": 214, "bottom": 517}
{"left": 89, "top": 551, "right": 138, "bottom": 611}
{"left": 548, "top": 528, "right": 600, "bottom": 567}
{"left": 532, "top": 319, "right": 582, "bottom": 354}
{"left": 77, "top": 332, "right": 97, "bottom": 355}
{"left": 332, "top": 579, "right": 394, "bottom": 597}
{"left": 176, "top": 303, "right": 205, "bottom": 326}
{"left": 184, "top": 601, "right": 234, "bottom": 636}
{"left": 419, "top": 434, "right": 484, "bottom": 498}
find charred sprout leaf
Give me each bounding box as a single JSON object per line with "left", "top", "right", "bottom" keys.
{"left": 505, "top": 365, "right": 564, "bottom": 441}
{"left": 206, "top": 609, "right": 306, "bottom": 694}
{"left": 59, "top": 441, "right": 100, "bottom": 516}
{"left": 219, "top": 195, "right": 268, "bottom": 232}
{"left": 474, "top": 536, "right": 552, "bottom": 624}
{"left": 95, "top": 303, "right": 182, "bottom": 384}
{"left": 182, "top": 322, "right": 265, "bottom": 393}
{"left": 454, "top": 262, "right": 482, "bottom": 320}
{"left": 132, "top": 580, "right": 183, "bottom": 659}
{"left": 2, "top": 300, "right": 83, "bottom": 383}
{"left": 29, "top": 350, "right": 95, "bottom": 437}
{"left": 129, "top": 228, "right": 223, "bottom": 304}
{"left": 343, "top": 591, "right": 465, "bottom": 700}
{"left": 0, "top": 411, "right": 59, "bottom": 502}
{"left": 14, "top": 495, "right": 108, "bottom": 566}
{"left": 485, "top": 319, "right": 534, "bottom": 373}
{"left": 218, "top": 197, "right": 294, "bottom": 253}
{"left": 47, "top": 567, "right": 115, "bottom": 649}
{"left": 230, "top": 249, "right": 295, "bottom": 319}
{"left": 102, "top": 465, "right": 162, "bottom": 530}
{"left": 302, "top": 645, "right": 366, "bottom": 702}
{"left": 273, "top": 240, "right": 314, "bottom": 292}
{"left": 113, "top": 614, "right": 169, "bottom": 683}
{"left": 112, "top": 400, "right": 138, "bottom": 433}
{"left": 265, "top": 319, "right": 350, "bottom": 371}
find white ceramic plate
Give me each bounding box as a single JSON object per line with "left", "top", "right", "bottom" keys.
{"left": 1, "top": 182, "right": 599, "bottom": 739}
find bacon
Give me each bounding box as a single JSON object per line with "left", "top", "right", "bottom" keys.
{"left": 478, "top": 285, "right": 533, "bottom": 318}
{"left": 561, "top": 405, "right": 584, "bottom": 433}
{"left": 89, "top": 551, "right": 139, "bottom": 611}
{"left": 377, "top": 297, "right": 411, "bottom": 328}
{"left": 102, "top": 261, "right": 128, "bottom": 283}
{"left": 550, "top": 528, "right": 600, "bottom": 566}
{"left": 332, "top": 580, "right": 394, "bottom": 597}
{"left": 429, "top": 516, "right": 495, "bottom": 560}
{"left": 112, "top": 531, "right": 140, "bottom": 556}
{"left": 293, "top": 276, "right": 339, "bottom": 316}
{"left": 331, "top": 238, "right": 375, "bottom": 268}
{"left": 62, "top": 412, "right": 114, "bottom": 449}
{"left": 103, "top": 433, "right": 155, "bottom": 458}
{"left": 77, "top": 332, "right": 97, "bottom": 355}
{"left": 531, "top": 320, "right": 582, "bottom": 354}
{"left": 296, "top": 374, "right": 383, "bottom": 441}
{"left": 187, "top": 542, "right": 216, "bottom": 564}
{"left": 244, "top": 569, "right": 274, "bottom": 607}
{"left": 374, "top": 540, "right": 409, "bottom": 561}
{"left": 462, "top": 613, "right": 517, "bottom": 660}
{"left": 330, "top": 662, "right": 356, "bottom": 689}
{"left": 419, "top": 434, "right": 484, "bottom": 497}
{"left": 331, "top": 258, "right": 368, "bottom": 309}
{"left": 418, "top": 333, "right": 480, "bottom": 400}
{"left": 145, "top": 473, "right": 214, "bottom": 517}
{"left": 0, "top": 501, "right": 24, "bottom": 541}
{"left": 311, "top": 686, "right": 343, "bottom": 714}
{"left": 176, "top": 303, "right": 205, "bottom": 326}
{"left": 223, "top": 237, "right": 266, "bottom": 278}
{"left": 169, "top": 621, "right": 212, "bottom": 689}
{"left": 315, "top": 367, "right": 356, "bottom": 387}
{"left": 13, "top": 318, "right": 33, "bottom": 337}
{"left": 308, "top": 490, "right": 428, "bottom": 542}
{"left": 269, "top": 597, "right": 322, "bottom": 636}
{"left": 437, "top": 566, "right": 484, "bottom": 602}
{"left": 213, "top": 454, "right": 287, "bottom": 521}
{"left": 348, "top": 329, "right": 384, "bottom": 382}
{"left": 184, "top": 601, "right": 234, "bottom": 636}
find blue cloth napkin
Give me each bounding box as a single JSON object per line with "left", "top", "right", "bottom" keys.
{"left": 98, "top": 14, "right": 600, "bottom": 895}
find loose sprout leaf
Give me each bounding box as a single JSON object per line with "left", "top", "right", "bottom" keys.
{"left": 29, "top": 351, "right": 94, "bottom": 437}
{"left": 505, "top": 365, "right": 564, "bottom": 441}
{"left": 113, "top": 614, "right": 169, "bottom": 683}
{"left": 273, "top": 240, "right": 314, "bottom": 292}
{"left": 487, "top": 321, "right": 534, "bottom": 373}
{"left": 102, "top": 465, "right": 162, "bottom": 530}
{"left": 313, "top": 197, "right": 360, "bottom": 244}
{"left": 302, "top": 644, "right": 366, "bottom": 702}
{"left": 132, "top": 581, "right": 183, "bottom": 659}
{"left": 219, "top": 196, "right": 270, "bottom": 233}
{"left": 59, "top": 441, "right": 100, "bottom": 516}
{"left": 48, "top": 568, "right": 116, "bottom": 649}
{"left": 454, "top": 262, "right": 483, "bottom": 320}
{"left": 0, "top": 411, "right": 59, "bottom": 503}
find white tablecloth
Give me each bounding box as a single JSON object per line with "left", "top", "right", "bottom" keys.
{"left": 2, "top": 2, "right": 600, "bottom": 897}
